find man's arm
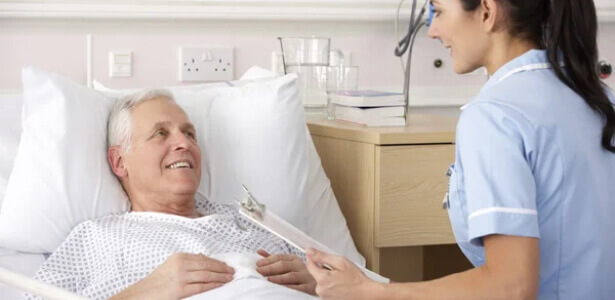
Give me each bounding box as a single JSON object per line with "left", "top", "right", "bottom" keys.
{"left": 24, "top": 222, "right": 94, "bottom": 299}
{"left": 109, "top": 253, "right": 235, "bottom": 300}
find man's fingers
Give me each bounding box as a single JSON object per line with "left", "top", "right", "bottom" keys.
{"left": 256, "top": 260, "right": 303, "bottom": 276}
{"left": 185, "top": 255, "right": 234, "bottom": 274}
{"left": 267, "top": 272, "right": 303, "bottom": 285}
{"left": 186, "top": 270, "right": 234, "bottom": 284}
{"left": 306, "top": 248, "right": 347, "bottom": 270}
{"left": 257, "top": 249, "right": 270, "bottom": 258}
{"left": 181, "top": 282, "right": 224, "bottom": 298}
{"left": 256, "top": 253, "right": 298, "bottom": 267}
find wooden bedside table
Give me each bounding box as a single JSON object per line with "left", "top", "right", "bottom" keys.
{"left": 307, "top": 113, "right": 472, "bottom": 282}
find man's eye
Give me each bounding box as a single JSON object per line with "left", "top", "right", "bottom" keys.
{"left": 155, "top": 130, "right": 166, "bottom": 137}
{"left": 186, "top": 131, "right": 196, "bottom": 139}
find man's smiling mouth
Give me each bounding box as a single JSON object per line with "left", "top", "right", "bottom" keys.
{"left": 166, "top": 161, "right": 192, "bottom": 169}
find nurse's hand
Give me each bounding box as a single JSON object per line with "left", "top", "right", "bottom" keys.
{"left": 305, "top": 248, "right": 382, "bottom": 300}
{"left": 256, "top": 249, "right": 317, "bottom": 295}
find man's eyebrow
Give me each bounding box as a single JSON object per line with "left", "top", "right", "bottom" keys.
{"left": 181, "top": 123, "right": 196, "bottom": 132}
{"left": 151, "top": 121, "right": 172, "bottom": 131}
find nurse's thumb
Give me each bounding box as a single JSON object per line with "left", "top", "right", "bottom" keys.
{"left": 307, "top": 248, "right": 340, "bottom": 267}
{"left": 306, "top": 247, "right": 322, "bottom": 259}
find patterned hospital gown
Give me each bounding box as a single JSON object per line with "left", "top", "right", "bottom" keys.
{"left": 25, "top": 197, "right": 303, "bottom": 300}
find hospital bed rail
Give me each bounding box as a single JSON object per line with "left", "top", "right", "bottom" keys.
{"left": 0, "top": 266, "right": 88, "bottom": 300}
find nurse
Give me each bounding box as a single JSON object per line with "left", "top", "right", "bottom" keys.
{"left": 305, "top": 0, "right": 615, "bottom": 299}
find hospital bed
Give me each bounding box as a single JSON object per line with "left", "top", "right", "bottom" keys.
{"left": 0, "top": 67, "right": 377, "bottom": 299}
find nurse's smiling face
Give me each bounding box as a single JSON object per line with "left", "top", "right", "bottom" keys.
{"left": 427, "top": 0, "right": 489, "bottom": 74}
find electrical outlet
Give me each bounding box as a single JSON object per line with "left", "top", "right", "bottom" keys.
{"left": 179, "top": 47, "right": 234, "bottom": 82}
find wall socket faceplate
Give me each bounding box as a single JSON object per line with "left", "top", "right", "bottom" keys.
{"left": 179, "top": 47, "right": 234, "bottom": 82}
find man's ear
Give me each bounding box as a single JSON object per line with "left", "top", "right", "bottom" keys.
{"left": 108, "top": 146, "right": 128, "bottom": 178}
{"left": 480, "top": 0, "right": 502, "bottom": 33}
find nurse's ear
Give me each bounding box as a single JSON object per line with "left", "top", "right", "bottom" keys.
{"left": 478, "top": 0, "right": 504, "bottom": 33}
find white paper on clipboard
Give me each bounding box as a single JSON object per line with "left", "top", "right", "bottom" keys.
{"left": 238, "top": 204, "right": 389, "bottom": 283}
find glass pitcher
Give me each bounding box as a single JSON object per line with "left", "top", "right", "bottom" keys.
{"left": 278, "top": 37, "right": 330, "bottom": 108}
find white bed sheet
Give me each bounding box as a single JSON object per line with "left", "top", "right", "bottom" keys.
{"left": 1, "top": 249, "right": 318, "bottom": 300}
{"left": 187, "top": 278, "right": 318, "bottom": 299}
{"left": 0, "top": 248, "right": 46, "bottom": 300}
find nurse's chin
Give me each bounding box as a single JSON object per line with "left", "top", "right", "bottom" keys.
{"left": 455, "top": 65, "right": 482, "bottom": 75}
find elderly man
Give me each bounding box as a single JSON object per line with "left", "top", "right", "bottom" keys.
{"left": 26, "top": 90, "right": 317, "bottom": 300}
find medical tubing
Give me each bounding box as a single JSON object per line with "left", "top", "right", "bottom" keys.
{"left": 397, "top": 6, "right": 426, "bottom": 56}
{"left": 395, "top": 0, "right": 417, "bottom": 57}
{"left": 395, "top": 0, "right": 409, "bottom": 71}
{"left": 403, "top": 21, "right": 427, "bottom": 119}
{"left": 409, "top": 0, "right": 417, "bottom": 38}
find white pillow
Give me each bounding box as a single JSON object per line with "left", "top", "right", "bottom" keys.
{"left": 0, "top": 67, "right": 312, "bottom": 254}
{"left": 0, "top": 94, "right": 22, "bottom": 206}
{"left": 95, "top": 75, "right": 311, "bottom": 233}
{"left": 176, "top": 76, "right": 311, "bottom": 232}
{"left": 95, "top": 69, "right": 365, "bottom": 265}
{"left": 0, "top": 67, "right": 130, "bottom": 253}
{"left": 237, "top": 69, "right": 364, "bottom": 265}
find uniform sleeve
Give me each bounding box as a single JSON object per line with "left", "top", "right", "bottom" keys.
{"left": 457, "top": 101, "right": 540, "bottom": 246}
{"left": 24, "top": 222, "right": 92, "bottom": 299}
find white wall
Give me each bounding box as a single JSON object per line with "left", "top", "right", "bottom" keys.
{"left": 1, "top": 15, "right": 614, "bottom": 108}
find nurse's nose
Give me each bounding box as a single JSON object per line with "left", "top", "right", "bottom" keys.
{"left": 427, "top": 23, "right": 439, "bottom": 39}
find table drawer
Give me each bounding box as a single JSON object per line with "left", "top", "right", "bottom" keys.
{"left": 375, "top": 144, "right": 456, "bottom": 247}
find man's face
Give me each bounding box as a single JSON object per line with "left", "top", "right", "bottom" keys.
{"left": 121, "top": 97, "right": 201, "bottom": 198}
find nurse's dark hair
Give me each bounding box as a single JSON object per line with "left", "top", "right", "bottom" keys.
{"left": 461, "top": 0, "right": 615, "bottom": 153}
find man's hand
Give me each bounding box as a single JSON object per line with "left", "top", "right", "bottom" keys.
{"left": 256, "top": 249, "right": 317, "bottom": 295}
{"left": 305, "top": 248, "right": 380, "bottom": 300}
{"left": 111, "top": 253, "right": 235, "bottom": 300}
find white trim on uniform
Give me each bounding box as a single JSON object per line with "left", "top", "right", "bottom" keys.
{"left": 468, "top": 207, "right": 537, "bottom": 220}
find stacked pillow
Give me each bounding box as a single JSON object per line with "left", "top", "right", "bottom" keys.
{"left": 0, "top": 67, "right": 364, "bottom": 267}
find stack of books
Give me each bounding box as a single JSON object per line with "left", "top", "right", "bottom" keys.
{"left": 330, "top": 90, "right": 406, "bottom": 127}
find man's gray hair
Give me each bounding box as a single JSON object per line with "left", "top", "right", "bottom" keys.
{"left": 107, "top": 89, "right": 175, "bottom": 152}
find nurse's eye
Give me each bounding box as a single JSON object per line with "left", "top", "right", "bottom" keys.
{"left": 433, "top": 9, "right": 441, "bottom": 17}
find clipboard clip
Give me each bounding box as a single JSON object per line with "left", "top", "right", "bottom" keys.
{"left": 235, "top": 184, "right": 266, "bottom": 221}
{"left": 234, "top": 184, "right": 333, "bottom": 271}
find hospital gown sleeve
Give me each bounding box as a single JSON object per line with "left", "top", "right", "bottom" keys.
{"left": 24, "top": 221, "right": 94, "bottom": 299}
{"left": 456, "top": 101, "right": 540, "bottom": 246}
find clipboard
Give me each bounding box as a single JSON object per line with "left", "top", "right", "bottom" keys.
{"left": 236, "top": 185, "right": 389, "bottom": 283}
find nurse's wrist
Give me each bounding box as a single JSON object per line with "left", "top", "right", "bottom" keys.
{"left": 361, "top": 281, "right": 392, "bottom": 300}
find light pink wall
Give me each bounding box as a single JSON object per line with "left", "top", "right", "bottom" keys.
{"left": 0, "top": 34, "right": 86, "bottom": 88}
{"left": 1, "top": 19, "right": 614, "bottom": 91}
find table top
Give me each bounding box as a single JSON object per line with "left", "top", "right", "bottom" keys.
{"left": 307, "top": 113, "right": 459, "bottom": 145}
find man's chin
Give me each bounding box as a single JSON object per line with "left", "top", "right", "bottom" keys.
{"left": 167, "top": 181, "right": 200, "bottom": 196}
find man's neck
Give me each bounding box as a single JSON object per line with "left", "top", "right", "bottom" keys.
{"left": 129, "top": 192, "right": 201, "bottom": 218}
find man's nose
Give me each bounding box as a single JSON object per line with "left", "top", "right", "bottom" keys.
{"left": 171, "top": 132, "right": 192, "bottom": 151}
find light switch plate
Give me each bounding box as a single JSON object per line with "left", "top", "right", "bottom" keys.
{"left": 109, "top": 51, "right": 132, "bottom": 77}
{"left": 179, "top": 47, "right": 234, "bottom": 82}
